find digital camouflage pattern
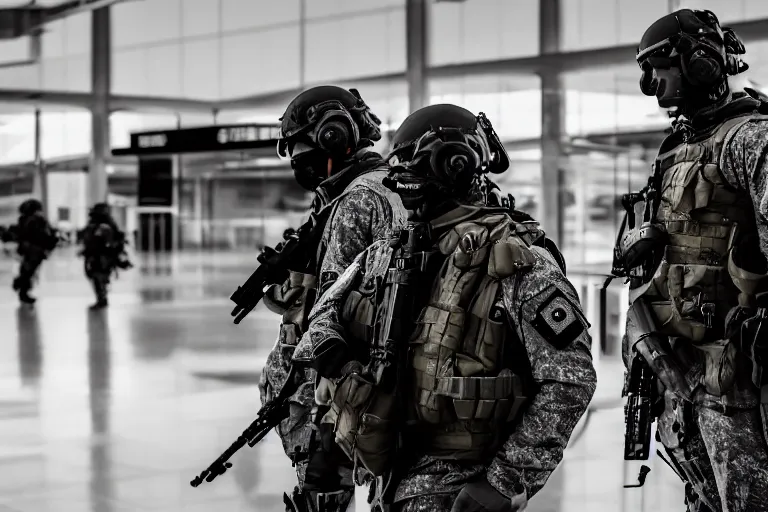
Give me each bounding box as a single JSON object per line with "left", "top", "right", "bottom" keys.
{"left": 623, "top": 112, "right": 768, "bottom": 512}
{"left": 295, "top": 229, "right": 596, "bottom": 511}
{"left": 721, "top": 117, "right": 768, "bottom": 254}
{"left": 257, "top": 154, "right": 406, "bottom": 503}
{"left": 692, "top": 115, "right": 768, "bottom": 512}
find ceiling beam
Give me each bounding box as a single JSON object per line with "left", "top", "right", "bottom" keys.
{"left": 0, "top": 89, "right": 219, "bottom": 113}
{"left": 0, "top": 17, "right": 766, "bottom": 114}
{"left": 218, "top": 16, "right": 768, "bottom": 109}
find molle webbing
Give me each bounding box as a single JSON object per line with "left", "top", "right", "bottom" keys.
{"left": 408, "top": 211, "right": 533, "bottom": 460}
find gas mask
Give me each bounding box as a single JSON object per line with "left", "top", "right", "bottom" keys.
{"left": 636, "top": 10, "right": 748, "bottom": 112}
{"left": 280, "top": 140, "right": 329, "bottom": 191}
{"left": 639, "top": 58, "right": 687, "bottom": 109}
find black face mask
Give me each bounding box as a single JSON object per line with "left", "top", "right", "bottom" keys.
{"left": 290, "top": 150, "right": 329, "bottom": 191}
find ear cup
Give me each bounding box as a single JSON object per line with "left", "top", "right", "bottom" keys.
{"left": 428, "top": 140, "right": 480, "bottom": 183}
{"left": 682, "top": 46, "right": 723, "bottom": 86}
{"left": 316, "top": 120, "right": 351, "bottom": 155}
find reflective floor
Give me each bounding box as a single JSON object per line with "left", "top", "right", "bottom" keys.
{"left": 0, "top": 248, "right": 687, "bottom": 512}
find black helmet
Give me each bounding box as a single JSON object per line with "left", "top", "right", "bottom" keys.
{"left": 277, "top": 86, "right": 382, "bottom": 191}
{"left": 390, "top": 104, "right": 509, "bottom": 175}
{"left": 18, "top": 198, "right": 42, "bottom": 216}
{"left": 385, "top": 104, "right": 509, "bottom": 209}
{"left": 636, "top": 9, "right": 748, "bottom": 108}
{"left": 89, "top": 202, "right": 111, "bottom": 218}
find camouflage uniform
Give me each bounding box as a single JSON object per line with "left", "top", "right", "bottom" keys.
{"left": 621, "top": 93, "right": 768, "bottom": 511}
{"left": 294, "top": 207, "right": 596, "bottom": 511}
{"left": 258, "top": 151, "right": 407, "bottom": 508}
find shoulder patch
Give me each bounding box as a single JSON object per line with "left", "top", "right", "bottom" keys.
{"left": 531, "top": 287, "right": 585, "bottom": 349}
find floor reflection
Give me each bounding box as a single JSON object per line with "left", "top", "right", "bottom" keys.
{"left": 88, "top": 310, "right": 113, "bottom": 512}
{"left": 0, "top": 251, "right": 688, "bottom": 512}
{"left": 16, "top": 307, "right": 42, "bottom": 388}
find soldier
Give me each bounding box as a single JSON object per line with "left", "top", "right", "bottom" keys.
{"left": 10, "top": 199, "right": 57, "bottom": 305}
{"left": 258, "top": 85, "right": 407, "bottom": 512}
{"left": 79, "top": 203, "right": 132, "bottom": 309}
{"left": 615, "top": 9, "right": 768, "bottom": 511}
{"left": 293, "top": 104, "right": 596, "bottom": 512}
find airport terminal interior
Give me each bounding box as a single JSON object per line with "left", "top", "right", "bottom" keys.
{"left": 1, "top": 0, "right": 767, "bottom": 510}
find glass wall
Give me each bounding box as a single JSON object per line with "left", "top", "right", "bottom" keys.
{"left": 111, "top": 0, "right": 406, "bottom": 101}
{"left": 1, "top": 0, "right": 768, "bottom": 262}
{"left": 428, "top": 0, "right": 538, "bottom": 66}
{"left": 0, "top": 12, "right": 91, "bottom": 92}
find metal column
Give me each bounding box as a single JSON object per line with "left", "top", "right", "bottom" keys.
{"left": 32, "top": 108, "right": 48, "bottom": 218}
{"left": 90, "top": 7, "right": 111, "bottom": 206}
{"left": 406, "top": 0, "right": 428, "bottom": 113}
{"left": 539, "top": 0, "right": 565, "bottom": 246}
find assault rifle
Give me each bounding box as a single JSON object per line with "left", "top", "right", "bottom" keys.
{"left": 229, "top": 204, "right": 335, "bottom": 324}
{"left": 190, "top": 367, "right": 300, "bottom": 487}
{"left": 370, "top": 220, "right": 437, "bottom": 392}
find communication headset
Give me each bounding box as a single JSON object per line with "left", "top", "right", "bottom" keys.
{"left": 303, "top": 89, "right": 381, "bottom": 157}
{"left": 637, "top": 10, "right": 748, "bottom": 94}
{"left": 305, "top": 103, "right": 359, "bottom": 157}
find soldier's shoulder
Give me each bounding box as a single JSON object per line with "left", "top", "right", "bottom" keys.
{"left": 727, "top": 113, "right": 768, "bottom": 148}
{"left": 499, "top": 234, "right": 577, "bottom": 309}
{"left": 344, "top": 170, "right": 397, "bottom": 202}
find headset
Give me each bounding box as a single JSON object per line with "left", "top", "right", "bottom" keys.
{"left": 388, "top": 112, "right": 509, "bottom": 177}
{"left": 296, "top": 88, "right": 381, "bottom": 158}
{"left": 637, "top": 10, "right": 748, "bottom": 95}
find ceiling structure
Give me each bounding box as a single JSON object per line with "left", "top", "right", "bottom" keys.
{"left": 0, "top": 12, "right": 762, "bottom": 115}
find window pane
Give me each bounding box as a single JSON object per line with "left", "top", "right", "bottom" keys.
{"left": 112, "top": 0, "right": 182, "bottom": 49}
{"left": 221, "top": 26, "right": 301, "bottom": 97}
{"left": 0, "top": 109, "right": 34, "bottom": 165}
{"left": 305, "top": 0, "right": 404, "bottom": 20}
{"left": 429, "top": 0, "right": 538, "bottom": 66}
{"left": 563, "top": 65, "right": 668, "bottom": 135}
{"left": 304, "top": 9, "right": 405, "bottom": 83}
{"left": 221, "top": 0, "right": 300, "bottom": 31}
{"left": 562, "top": 0, "right": 668, "bottom": 51}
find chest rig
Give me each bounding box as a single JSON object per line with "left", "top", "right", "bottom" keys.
{"left": 338, "top": 209, "right": 536, "bottom": 463}
{"left": 260, "top": 167, "right": 391, "bottom": 473}
{"left": 627, "top": 113, "right": 768, "bottom": 346}
{"left": 266, "top": 169, "right": 393, "bottom": 359}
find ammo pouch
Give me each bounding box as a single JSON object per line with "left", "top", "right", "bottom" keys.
{"left": 420, "top": 369, "right": 526, "bottom": 459}
{"left": 321, "top": 367, "right": 397, "bottom": 477}
{"left": 434, "top": 369, "right": 525, "bottom": 422}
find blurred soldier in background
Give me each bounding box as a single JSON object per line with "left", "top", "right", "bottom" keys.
{"left": 258, "top": 85, "right": 407, "bottom": 512}
{"left": 295, "top": 104, "right": 595, "bottom": 512}
{"left": 615, "top": 9, "right": 768, "bottom": 511}
{"left": 8, "top": 199, "right": 58, "bottom": 305}
{"left": 79, "top": 203, "right": 132, "bottom": 310}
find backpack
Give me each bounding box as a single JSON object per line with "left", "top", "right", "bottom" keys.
{"left": 323, "top": 208, "right": 537, "bottom": 476}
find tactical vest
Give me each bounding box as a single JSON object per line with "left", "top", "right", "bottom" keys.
{"left": 335, "top": 210, "right": 536, "bottom": 464}
{"left": 262, "top": 169, "right": 404, "bottom": 404}
{"left": 634, "top": 113, "right": 768, "bottom": 396}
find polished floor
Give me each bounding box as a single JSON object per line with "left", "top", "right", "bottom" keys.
{"left": 0, "top": 248, "right": 688, "bottom": 512}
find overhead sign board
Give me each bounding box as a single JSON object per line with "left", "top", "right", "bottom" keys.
{"left": 113, "top": 124, "right": 281, "bottom": 156}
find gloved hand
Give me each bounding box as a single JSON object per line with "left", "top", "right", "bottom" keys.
{"left": 450, "top": 479, "right": 525, "bottom": 512}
